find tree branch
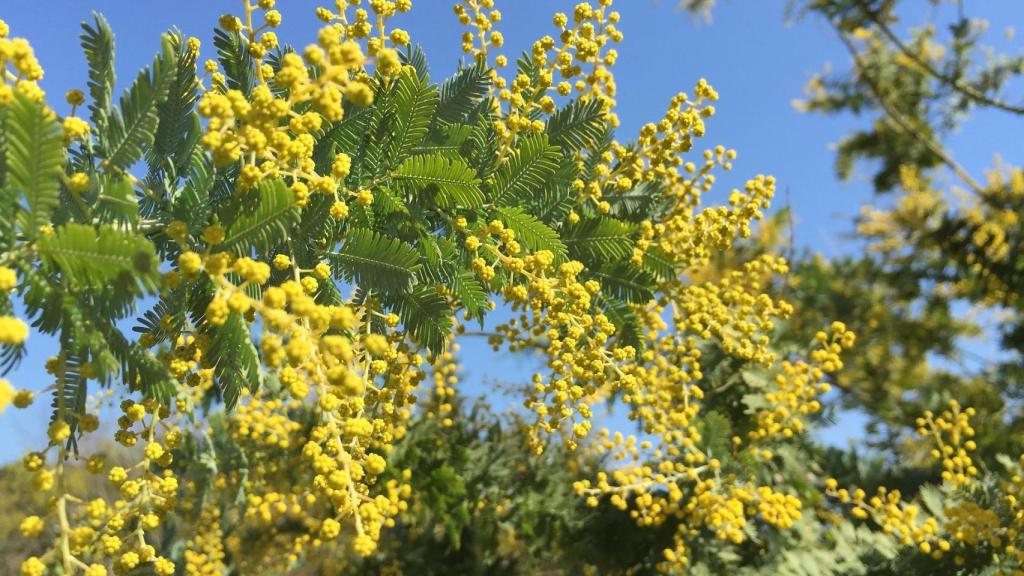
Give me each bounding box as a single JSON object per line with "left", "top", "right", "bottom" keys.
{"left": 837, "top": 30, "right": 986, "bottom": 196}
{"left": 856, "top": 0, "right": 1024, "bottom": 115}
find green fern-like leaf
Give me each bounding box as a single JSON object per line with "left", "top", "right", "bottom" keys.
{"left": 388, "top": 70, "right": 439, "bottom": 167}
{"left": 92, "top": 314, "right": 178, "bottom": 403}
{"left": 329, "top": 228, "right": 421, "bottom": 291}
{"left": 513, "top": 51, "right": 546, "bottom": 105}
{"left": 6, "top": 93, "right": 65, "bottom": 240}
{"left": 0, "top": 107, "right": 11, "bottom": 248}
{"left": 591, "top": 263, "right": 655, "bottom": 303}
{"left": 314, "top": 108, "right": 370, "bottom": 179}
{"left": 392, "top": 284, "right": 453, "bottom": 354}
{"left": 171, "top": 149, "right": 215, "bottom": 233}
{"left": 148, "top": 33, "right": 199, "bottom": 175}
{"left": 418, "top": 237, "right": 488, "bottom": 322}
{"left": 466, "top": 104, "right": 501, "bottom": 180}
{"left": 491, "top": 133, "right": 561, "bottom": 206}
{"left": 206, "top": 312, "right": 261, "bottom": 410}
{"left": 436, "top": 61, "right": 489, "bottom": 123}
{"left": 641, "top": 246, "right": 677, "bottom": 281}
{"left": 563, "top": 216, "right": 636, "bottom": 263}
{"left": 94, "top": 173, "right": 140, "bottom": 226}
{"left": 219, "top": 179, "right": 298, "bottom": 256}
{"left": 294, "top": 194, "right": 338, "bottom": 256}
{"left": 80, "top": 13, "right": 116, "bottom": 131}
{"left": 547, "top": 98, "right": 607, "bottom": 154}
{"left": 400, "top": 44, "right": 430, "bottom": 81}
{"left": 51, "top": 352, "right": 89, "bottom": 450}
{"left": 37, "top": 223, "right": 160, "bottom": 293}
{"left": 597, "top": 295, "right": 644, "bottom": 352}
{"left": 528, "top": 158, "right": 577, "bottom": 226}
{"left": 103, "top": 34, "right": 175, "bottom": 169}
{"left": 495, "top": 206, "right": 567, "bottom": 261}
{"left": 605, "top": 180, "right": 672, "bottom": 222}
{"left": 213, "top": 28, "right": 257, "bottom": 96}
{"left": 373, "top": 186, "right": 410, "bottom": 218}
{"left": 392, "top": 153, "right": 483, "bottom": 208}
{"left": 359, "top": 76, "right": 397, "bottom": 183}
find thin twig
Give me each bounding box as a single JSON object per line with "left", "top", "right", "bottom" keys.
{"left": 837, "top": 31, "right": 986, "bottom": 196}
{"left": 856, "top": 0, "right": 1024, "bottom": 115}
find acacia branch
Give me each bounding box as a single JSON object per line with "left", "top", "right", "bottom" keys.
{"left": 856, "top": 0, "right": 1024, "bottom": 115}
{"left": 837, "top": 31, "right": 986, "bottom": 196}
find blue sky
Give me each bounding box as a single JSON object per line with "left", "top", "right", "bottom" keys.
{"left": 0, "top": 0, "right": 1020, "bottom": 460}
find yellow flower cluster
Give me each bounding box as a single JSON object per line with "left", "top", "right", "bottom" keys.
{"left": 468, "top": 220, "right": 623, "bottom": 451}
{"left": 859, "top": 160, "right": 1024, "bottom": 309}
{"left": 574, "top": 432, "right": 804, "bottom": 572}
{"left": 182, "top": 505, "right": 226, "bottom": 576}
{"left": 427, "top": 344, "right": 460, "bottom": 427}
{"left": 916, "top": 400, "right": 977, "bottom": 487}
{"left": 826, "top": 480, "right": 943, "bottom": 553}
{"left": 0, "top": 263, "right": 28, "bottom": 346}
{"left": 826, "top": 402, "right": 1024, "bottom": 566}
{"left": 181, "top": 248, "right": 419, "bottom": 563}
{"left": 0, "top": 19, "right": 45, "bottom": 105}
{"left": 18, "top": 395, "right": 182, "bottom": 576}
{"left": 674, "top": 255, "right": 792, "bottom": 364}
{"left": 586, "top": 85, "right": 722, "bottom": 217}
{"left": 566, "top": 315, "right": 850, "bottom": 570}
{"left": 751, "top": 321, "right": 855, "bottom": 440}
{"left": 453, "top": 0, "right": 623, "bottom": 160}
{"left": 198, "top": 0, "right": 408, "bottom": 197}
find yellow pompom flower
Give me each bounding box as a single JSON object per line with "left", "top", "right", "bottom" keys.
{"left": 20, "top": 557, "right": 46, "bottom": 576}
{"left": 0, "top": 378, "right": 15, "bottom": 414}
{"left": 62, "top": 116, "right": 90, "bottom": 141}
{"left": 48, "top": 421, "right": 71, "bottom": 443}
{"left": 355, "top": 189, "right": 373, "bottom": 206}
{"left": 0, "top": 266, "right": 16, "bottom": 291}
{"left": 376, "top": 47, "right": 402, "bottom": 75}
{"left": 13, "top": 389, "right": 33, "bottom": 408}
{"left": 0, "top": 316, "right": 29, "bottom": 345}
{"left": 320, "top": 517, "right": 341, "bottom": 539}
{"left": 330, "top": 200, "right": 349, "bottom": 220}
{"left": 65, "top": 88, "right": 85, "bottom": 106}
{"left": 19, "top": 515, "right": 45, "bottom": 538}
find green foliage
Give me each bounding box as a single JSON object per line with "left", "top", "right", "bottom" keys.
{"left": 80, "top": 13, "right": 116, "bottom": 130}
{"left": 330, "top": 228, "right": 421, "bottom": 291}
{"left": 93, "top": 173, "right": 140, "bottom": 226}
{"left": 342, "top": 401, "right": 665, "bottom": 576}
{"left": 591, "top": 263, "right": 655, "bottom": 303}
{"left": 494, "top": 206, "right": 567, "bottom": 261}
{"left": 546, "top": 97, "right": 607, "bottom": 154}
{"left": 392, "top": 153, "right": 483, "bottom": 208}
{"left": 101, "top": 34, "right": 175, "bottom": 170}
{"left": 491, "top": 134, "right": 561, "bottom": 207}
{"left": 5, "top": 92, "right": 64, "bottom": 240}
{"left": 388, "top": 70, "right": 439, "bottom": 166}
{"left": 219, "top": 179, "right": 299, "bottom": 255}
{"left": 205, "top": 312, "right": 262, "bottom": 410}
{"left": 563, "top": 215, "right": 636, "bottom": 263}
{"left": 213, "top": 28, "right": 257, "bottom": 96}
{"left": 436, "top": 61, "right": 489, "bottom": 123}
{"left": 418, "top": 237, "right": 489, "bottom": 322}
{"left": 148, "top": 33, "right": 200, "bottom": 176}
{"left": 390, "top": 284, "right": 453, "bottom": 353}
{"left": 37, "top": 223, "right": 159, "bottom": 293}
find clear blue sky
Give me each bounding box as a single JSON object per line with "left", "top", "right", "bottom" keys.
{"left": 0, "top": 0, "right": 1020, "bottom": 460}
